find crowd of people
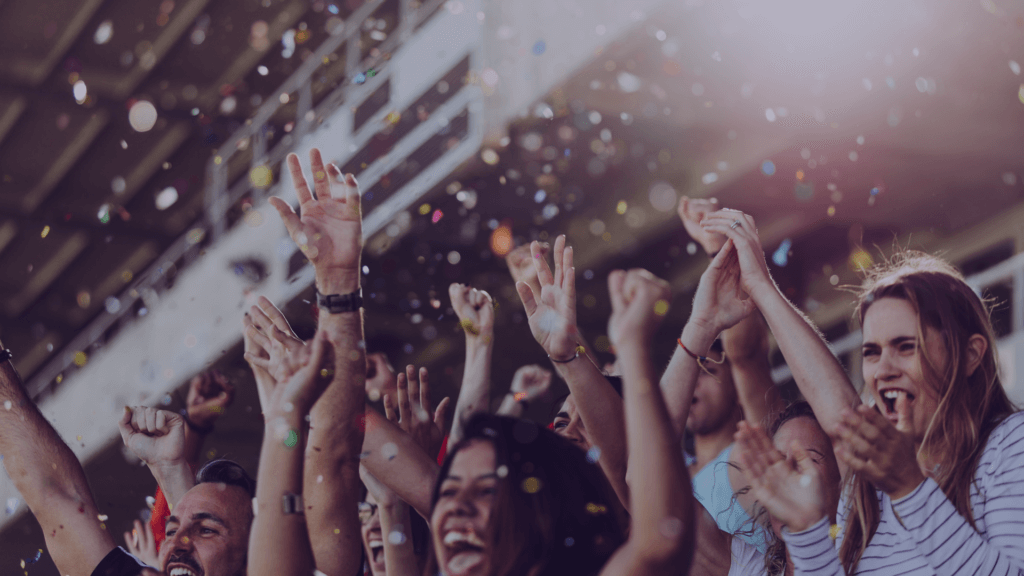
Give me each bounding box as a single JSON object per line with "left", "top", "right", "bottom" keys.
{"left": 2, "top": 147, "right": 1023, "bottom": 576}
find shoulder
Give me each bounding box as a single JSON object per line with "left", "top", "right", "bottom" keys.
{"left": 729, "top": 537, "right": 765, "bottom": 576}
{"left": 89, "top": 547, "right": 149, "bottom": 576}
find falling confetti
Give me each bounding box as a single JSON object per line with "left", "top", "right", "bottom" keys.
{"left": 521, "top": 477, "right": 542, "bottom": 493}
{"left": 381, "top": 442, "right": 398, "bottom": 460}
{"left": 128, "top": 100, "right": 158, "bottom": 132}
{"left": 761, "top": 160, "right": 776, "bottom": 176}
{"left": 772, "top": 239, "right": 792, "bottom": 267}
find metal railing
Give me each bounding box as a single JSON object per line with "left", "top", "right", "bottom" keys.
{"left": 26, "top": 0, "right": 449, "bottom": 398}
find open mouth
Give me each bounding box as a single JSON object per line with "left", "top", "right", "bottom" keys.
{"left": 369, "top": 540, "right": 384, "bottom": 565}
{"left": 879, "top": 388, "right": 914, "bottom": 415}
{"left": 167, "top": 565, "right": 201, "bottom": 576}
{"left": 443, "top": 530, "right": 485, "bottom": 575}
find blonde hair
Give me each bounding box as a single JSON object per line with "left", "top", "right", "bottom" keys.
{"left": 839, "top": 251, "right": 1016, "bottom": 572}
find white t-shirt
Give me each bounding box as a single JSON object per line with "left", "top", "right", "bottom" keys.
{"left": 783, "top": 411, "right": 1024, "bottom": 575}
{"left": 729, "top": 536, "right": 767, "bottom": 576}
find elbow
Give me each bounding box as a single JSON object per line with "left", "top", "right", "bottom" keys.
{"left": 631, "top": 513, "right": 695, "bottom": 573}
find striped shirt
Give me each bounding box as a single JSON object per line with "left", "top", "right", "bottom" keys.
{"left": 782, "top": 411, "right": 1024, "bottom": 575}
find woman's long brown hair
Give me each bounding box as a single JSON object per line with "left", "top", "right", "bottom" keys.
{"left": 839, "top": 251, "right": 1015, "bottom": 572}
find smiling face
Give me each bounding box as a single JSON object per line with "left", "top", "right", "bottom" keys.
{"left": 767, "top": 416, "right": 842, "bottom": 537}
{"left": 686, "top": 358, "right": 740, "bottom": 436}
{"left": 430, "top": 439, "right": 497, "bottom": 576}
{"left": 360, "top": 492, "right": 386, "bottom": 575}
{"left": 552, "top": 395, "right": 591, "bottom": 450}
{"left": 160, "top": 483, "right": 251, "bottom": 576}
{"left": 861, "top": 297, "right": 945, "bottom": 443}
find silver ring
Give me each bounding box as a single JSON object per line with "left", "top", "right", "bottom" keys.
{"left": 730, "top": 220, "right": 741, "bottom": 229}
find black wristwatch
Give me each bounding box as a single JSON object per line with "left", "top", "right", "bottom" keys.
{"left": 316, "top": 288, "right": 363, "bottom": 313}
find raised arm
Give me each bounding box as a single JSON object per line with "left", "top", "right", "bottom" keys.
{"left": 516, "top": 235, "right": 630, "bottom": 508}
{"left": 722, "top": 313, "right": 784, "bottom": 427}
{"left": 269, "top": 148, "right": 366, "bottom": 576}
{"left": 701, "top": 211, "right": 860, "bottom": 439}
{"left": 359, "top": 465, "right": 419, "bottom": 576}
{"left": 250, "top": 331, "right": 331, "bottom": 576}
{"left": 448, "top": 283, "right": 494, "bottom": 445}
{"left": 0, "top": 351, "right": 117, "bottom": 576}
{"left": 118, "top": 406, "right": 194, "bottom": 510}
{"left": 600, "top": 269, "right": 694, "bottom": 576}
{"left": 362, "top": 405, "right": 440, "bottom": 518}
{"left": 496, "top": 365, "right": 552, "bottom": 417}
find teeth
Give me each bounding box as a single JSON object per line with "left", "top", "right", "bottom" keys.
{"left": 369, "top": 541, "right": 384, "bottom": 549}
{"left": 169, "top": 569, "right": 196, "bottom": 576}
{"left": 884, "top": 390, "right": 900, "bottom": 399}
{"left": 444, "top": 530, "right": 485, "bottom": 547}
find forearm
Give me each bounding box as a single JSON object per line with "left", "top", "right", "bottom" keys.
{"left": 305, "top": 305, "right": 366, "bottom": 576}
{"left": 496, "top": 393, "right": 524, "bottom": 417}
{"left": 0, "top": 363, "right": 114, "bottom": 575}
{"left": 721, "top": 313, "right": 784, "bottom": 427}
{"left": 379, "top": 501, "right": 419, "bottom": 576}
{"left": 148, "top": 461, "right": 196, "bottom": 510}
{"left": 659, "top": 322, "right": 720, "bottom": 438}
{"left": 730, "top": 357, "right": 783, "bottom": 428}
{"left": 752, "top": 287, "right": 859, "bottom": 436}
{"left": 182, "top": 426, "right": 208, "bottom": 467}
{"left": 250, "top": 414, "right": 314, "bottom": 576}
{"left": 618, "top": 342, "right": 694, "bottom": 567}
{"left": 360, "top": 407, "right": 439, "bottom": 518}
{"left": 449, "top": 338, "right": 493, "bottom": 445}
{"left": 554, "top": 354, "right": 630, "bottom": 508}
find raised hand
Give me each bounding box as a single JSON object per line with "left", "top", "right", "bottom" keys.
{"left": 244, "top": 297, "right": 307, "bottom": 399}
{"left": 185, "top": 370, "right": 235, "bottom": 431}
{"left": 699, "top": 210, "right": 775, "bottom": 298}
{"left": 515, "top": 235, "right": 580, "bottom": 359}
{"left": 505, "top": 242, "right": 549, "bottom": 301}
{"left": 117, "top": 406, "right": 186, "bottom": 467}
{"left": 383, "top": 366, "right": 450, "bottom": 459}
{"left": 689, "top": 240, "right": 756, "bottom": 335}
{"left": 449, "top": 283, "right": 495, "bottom": 341}
{"left": 510, "top": 364, "right": 553, "bottom": 403}
{"left": 269, "top": 148, "right": 363, "bottom": 294}
{"left": 124, "top": 519, "right": 159, "bottom": 568}
{"left": 267, "top": 331, "right": 333, "bottom": 417}
{"left": 835, "top": 404, "right": 924, "bottom": 499}
{"left": 678, "top": 196, "right": 726, "bottom": 255}
{"left": 359, "top": 464, "right": 399, "bottom": 508}
{"left": 734, "top": 421, "right": 825, "bottom": 533}
{"left": 607, "top": 268, "right": 672, "bottom": 349}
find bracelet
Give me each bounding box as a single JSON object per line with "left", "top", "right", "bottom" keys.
{"left": 282, "top": 493, "right": 304, "bottom": 515}
{"left": 511, "top": 392, "right": 530, "bottom": 409}
{"left": 677, "top": 339, "right": 725, "bottom": 365}
{"left": 548, "top": 345, "right": 583, "bottom": 364}
{"left": 0, "top": 349, "right": 11, "bottom": 363}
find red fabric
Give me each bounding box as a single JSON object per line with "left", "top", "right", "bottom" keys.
{"left": 150, "top": 485, "right": 170, "bottom": 549}
{"left": 548, "top": 422, "right": 555, "bottom": 430}
{"left": 437, "top": 434, "right": 449, "bottom": 465}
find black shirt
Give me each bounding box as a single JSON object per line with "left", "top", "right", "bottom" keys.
{"left": 90, "top": 547, "right": 150, "bottom": 576}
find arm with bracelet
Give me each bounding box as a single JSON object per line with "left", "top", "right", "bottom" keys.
{"left": 269, "top": 149, "right": 367, "bottom": 576}
{"left": 515, "top": 235, "right": 630, "bottom": 510}
{"left": 249, "top": 331, "right": 332, "bottom": 576}
{"left": 448, "top": 283, "right": 495, "bottom": 445}
{"left": 496, "top": 364, "right": 552, "bottom": 417}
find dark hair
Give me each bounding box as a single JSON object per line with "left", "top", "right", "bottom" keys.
{"left": 196, "top": 459, "right": 257, "bottom": 499}
{"left": 761, "top": 402, "right": 819, "bottom": 576}
{"left": 428, "top": 414, "right": 626, "bottom": 576}
{"left": 840, "top": 251, "right": 1016, "bottom": 573}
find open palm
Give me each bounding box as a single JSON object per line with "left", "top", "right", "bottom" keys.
{"left": 270, "top": 149, "right": 362, "bottom": 281}
{"left": 515, "top": 235, "right": 579, "bottom": 359}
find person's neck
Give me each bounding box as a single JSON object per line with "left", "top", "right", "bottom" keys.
{"left": 692, "top": 415, "right": 741, "bottom": 471}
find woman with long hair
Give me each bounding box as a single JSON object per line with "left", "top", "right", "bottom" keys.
{"left": 702, "top": 210, "right": 1024, "bottom": 575}
{"left": 427, "top": 265, "right": 697, "bottom": 576}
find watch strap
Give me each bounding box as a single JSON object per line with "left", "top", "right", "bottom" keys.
{"left": 316, "top": 288, "right": 363, "bottom": 313}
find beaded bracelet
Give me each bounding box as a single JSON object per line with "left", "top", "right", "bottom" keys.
{"left": 677, "top": 339, "right": 725, "bottom": 365}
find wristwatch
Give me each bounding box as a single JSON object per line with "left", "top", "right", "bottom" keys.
{"left": 316, "top": 288, "right": 363, "bottom": 313}
{"left": 282, "top": 493, "right": 304, "bottom": 515}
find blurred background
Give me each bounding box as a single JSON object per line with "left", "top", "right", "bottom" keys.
{"left": 0, "top": 0, "right": 1022, "bottom": 571}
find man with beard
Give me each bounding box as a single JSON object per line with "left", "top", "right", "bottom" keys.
{"left": 119, "top": 405, "right": 254, "bottom": 576}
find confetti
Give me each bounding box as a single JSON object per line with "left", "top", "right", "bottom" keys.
{"left": 381, "top": 442, "right": 398, "bottom": 460}
{"left": 388, "top": 529, "right": 407, "bottom": 545}
{"left": 772, "top": 239, "right": 792, "bottom": 267}
{"left": 284, "top": 429, "right": 299, "bottom": 448}
{"left": 586, "top": 446, "right": 601, "bottom": 464}
{"left": 128, "top": 100, "right": 158, "bottom": 132}
{"left": 521, "top": 477, "right": 542, "bottom": 493}
{"left": 155, "top": 186, "right": 178, "bottom": 210}
{"left": 761, "top": 160, "right": 776, "bottom": 176}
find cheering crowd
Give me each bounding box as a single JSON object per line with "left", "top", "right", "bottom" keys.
{"left": 2, "top": 148, "right": 1024, "bottom": 576}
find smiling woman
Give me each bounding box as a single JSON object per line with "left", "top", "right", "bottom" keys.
{"left": 427, "top": 414, "right": 626, "bottom": 576}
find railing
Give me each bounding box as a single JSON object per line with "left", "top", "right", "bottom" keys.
{"left": 25, "top": 0, "right": 450, "bottom": 399}
{"left": 770, "top": 250, "right": 1024, "bottom": 386}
